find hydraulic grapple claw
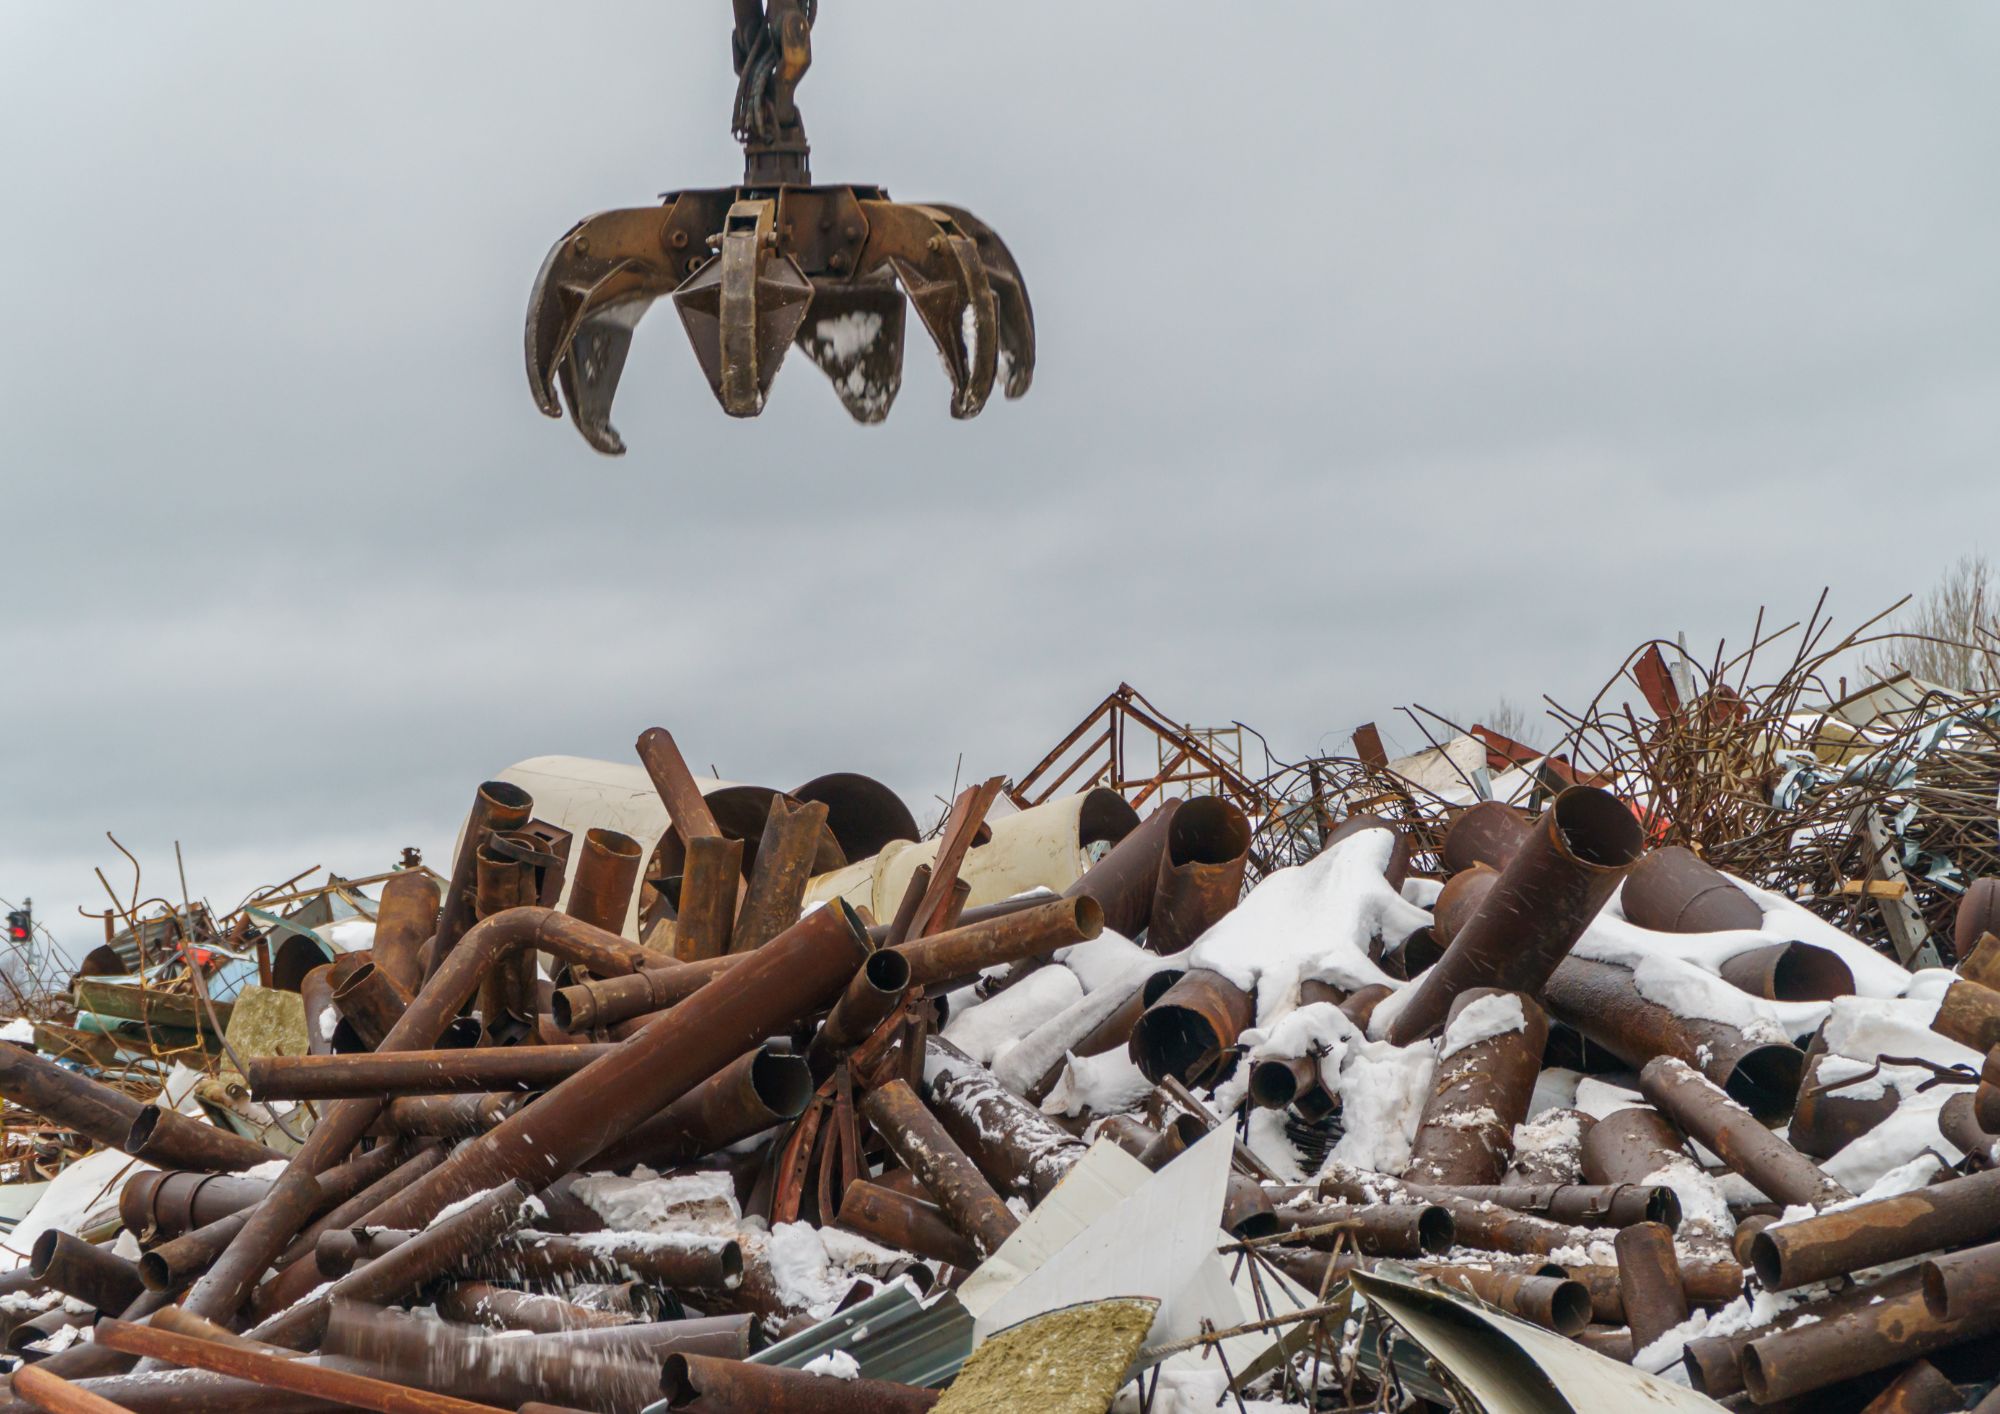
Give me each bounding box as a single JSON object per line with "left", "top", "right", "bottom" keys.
{"left": 523, "top": 2, "right": 1035, "bottom": 451}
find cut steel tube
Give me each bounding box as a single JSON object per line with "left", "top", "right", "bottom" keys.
{"left": 8, "top": 1364, "right": 140, "bottom": 1414}
{"left": 119, "top": 1171, "right": 273, "bottom": 1241}
{"left": 837, "top": 1180, "right": 983, "bottom": 1271}
{"left": 1579, "top": 1105, "right": 1690, "bottom": 1187}
{"left": 1403, "top": 989, "right": 1549, "bottom": 1185}
{"left": 674, "top": 835, "right": 744, "bottom": 962}
{"left": 1128, "top": 968, "right": 1255, "bottom": 1087}
{"left": 926, "top": 1051, "right": 1085, "bottom": 1201}
{"left": 377, "top": 1093, "right": 523, "bottom": 1139}
{"left": 0, "top": 1044, "right": 280, "bottom": 1172}
{"left": 246, "top": 1181, "right": 533, "bottom": 1350}
{"left": 1555, "top": 1258, "right": 1743, "bottom": 1325}
{"left": 661, "top": 1352, "right": 940, "bottom": 1413}
{"left": 354, "top": 901, "right": 871, "bottom": 1233}
{"left": 1385, "top": 787, "right": 1643, "bottom": 1044}
{"left": 246, "top": 1045, "right": 613, "bottom": 1100}
{"left": 859, "top": 1078, "right": 1018, "bottom": 1259}
{"left": 1924, "top": 1237, "right": 2000, "bottom": 1322}
{"left": 0, "top": 1371, "right": 340, "bottom": 1414}
{"left": 1440, "top": 800, "right": 1532, "bottom": 875}
{"left": 183, "top": 906, "right": 660, "bottom": 1324}
{"left": 895, "top": 897, "right": 1103, "bottom": 990}
{"left": 1417, "top": 1265, "right": 1591, "bottom": 1336}
{"left": 1958, "top": 880, "right": 2000, "bottom": 960}
{"left": 28, "top": 1233, "right": 144, "bottom": 1315}
{"left": 329, "top": 959, "right": 410, "bottom": 1053}
{"left": 1681, "top": 1269, "right": 1923, "bottom": 1399}
{"left": 731, "top": 796, "right": 829, "bottom": 954}
{"left": 592, "top": 1043, "right": 812, "bottom": 1172}
{"left": 1931, "top": 976, "right": 2000, "bottom": 1053}
{"left": 1399, "top": 1182, "right": 1679, "bottom": 1231}
{"left": 1542, "top": 954, "right": 1806, "bottom": 1119}
{"left": 1146, "top": 796, "right": 1250, "bottom": 954}
{"left": 91, "top": 1318, "right": 513, "bottom": 1414}
{"left": 434, "top": 1281, "right": 636, "bottom": 1332}
{"left": 1858, "top": 1361, "right": 1962, "bottom": 1414}
{"left": 369, "top": 870, "right": 439, "bottom": 998}
{"left": 1064, "top": 801, "right": 1179, "bottom": 939}
{"left": 806, "top": 950, "right": 911, "bottom": 1080}
{"left": 1641, "top": 1056, "right": 1850, "bottom": 1208}
{"left": 297, "top": 965, "right": 337, "bottom": 1055}
{"left": 1619, "top": 844, "right": 1763, "bottom": 934}
{"left": 1613, "top": 1221, "right": 1688, "bottom": 1357}
{"left": 454, "top": 1231, "right": 742, "bottom": 1291}
{"left": 1717, "top": 941, "right": 1855, "bottom": 1002}
{"left": 1272, "top": 1202, "right": 1454, "bottom": 1257}
{"left": 1940, "top": 1090, "right": 2000, "bottom": 1168}
{"left": 1741, "top": 1272, "right": 2000, "bottom": 1403}
{"left": 1791, "top": 1037, "right": 1902, "bottom": 1158}
{"left": 564, "top": 827, "right": 643, "bottom": 935}
{"left": 429, "top": 779, "right": 535, "bottom": 979}
{"left": 1503, "top": 1108, "right": 1595, "bottom": 1186}
{"left": 1429, "top": 865, "right": 1498, "bottom": 948}
{"left": 1752, "top": 1165, "right": 2000, "bottom": 1291}
{"left": 258, "top": 1144, "right": 449, "bottom": 1310}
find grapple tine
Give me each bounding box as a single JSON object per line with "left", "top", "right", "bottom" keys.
{"left": 672, "top": 199, "right": 815, "bottom": 417}
{"left": 554, "top": 294, "right": 651, "bottom": 456}
{"left": 861, "top": 203, "right": 998, "bottom": 419}
{"left": 926, "top": 204, "right": 1035, "bottom": 400}
{"left": 794, "top": 280, "right": 906, "bottom": 424}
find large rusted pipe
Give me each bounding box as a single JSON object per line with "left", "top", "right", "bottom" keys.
{"left": 1614, "top": 1222, "right": 1688, "bottom": 1357}
{"left": 806, "top": 950, "right": 911, "bottom": 1080}
{"left": 182, "top": 906, "right": 661, "bottom": 1324}
{"left": 1416, "top": 1264, "right": 1591, "bottom": 1336}
{"left": 454, "top": 1231, "right": 742, "bottom": 1292}
{"left": 1641, "top": 1056, "right": 1850, "bottom": 1208}
{"left": 593, "top": 1044, "right": 812, "bottom": 1171}
{"left": 1440, "top": 800, "right": 1532, "bottom": 875}
{"left": 1385, "top": 787, "right": 1643, "bottom": 1044}
{"left": 1430, "top": 865, "right": 1498, "bottom": 949}
{"left": 1503, "top": 1108, "right": 1596, "bottom": 1186}
{"left": 1579, "top": 1106, "right": 1689, "bottom": 1187}
{"left": 837, "top": 1180, "right": 983, "bottom": 1271}
{"left": 1063, "top": 801, "right": 1179, "bottom": 939}
{"left": 1273, "top": 1202, "right": 1454, "bottom": 1257}
{"left": 354, "top": 902, "right": 871, "bottom": 1234}
{"left": 661, "top": 1353, "right": 939, "bottom": 1413}
{"left": 1859, "top": 1360, "right": 1963, "bottom": 1414}
{"left": 329, "top": 958, "right": 411, "bottom": 1053}
{"left": 1931, "top": 976, "right": 2000, "bottom": 1053}
{"left": 0, "top": 1370, "right": 340, "bottom": 1414}
{"left": 1740, "top": 1273, "right": 2000, "bottom": 1404}
{"left": 731, "top": 796, "right": 829, "bottom": 954}
{"left": 246, "top": 1045, "right": 613, "bottom": 1100}
{"left": 91, "top": 1318, "right": 512, "bottom": 1414}
{"left": 1404, "top": 989, "right": 1549, "bottom": 1185}
{"left": 1957, "top": 879, "right": 2000, "bottom": 961}
{"left": 859, "top": 1079, "right": 1018, "bottom": 1260}
{"left": 120, "top": 1171, "right": 274, "bottom": 1242}
{"left": 1941, "top": 1090, "right": 2000, "bottom": 1169}
{"left": 895, "top": 897, "right": 1103, "bottom": 990}
{"left": 28, "top": 1233, "right": 144, "bottom": 1314}
{"left": 377, "top": 1093, "right": 523, "bottom": 1139}
{"left": 927, "top": 1055, "right": 1086, "bottom": 1202}
{"left": 1682, "top": 1268, "right": 1920, "bottom": 1399}
{"left": 1791, "top": 1035, "right": 1902, "bottom": 1159}
{"left": 297, "top": 965, "right": 337, "bottom": 1055}
{"left": 1557, "top": 1257, "right": 1743, "bottom": 1325}
{"left": 0, "top": 1045, "right": 280, "bottom": 1173}
{"left": 260, "top": 1145, "right": 449, "bottom": 1305}
{"left": 429, "top": 779, "right": 535, "bottom": 979}
{"left": 371, "top": 871, "right": 440, "bottom": 998}
{"left": 1398, "top": 1182, "right": 1679, "bottom": 1231}
{"left": 1147, "top": 796, "right": 1250, "bottom": 954}
{"left": 9, "top": 1364, "right": 142, "bottom": 1414}
{"left": 1922, "top": 1237, "right": 2000, "bottom": 1322}
{"left": 672, "top": 834, "right": 744, "bottom": 962}
{"left": 246, "top": 1181, "right": 534, "bottom": 1349}
{"left": 564, "top": 827, "right": 643, "bottom": 936}
{"left": 1128, "top": 968, "right": 1255, "bottom": 1087}
{"left": 1542, "top": 955, "right": 1805, "bottom": 1120}
{"left": 1717, "top": 941, "right": 1855, "bottom": 1002}
{"left": 1619, "top": 844, "right": 1763, "bottom": 933}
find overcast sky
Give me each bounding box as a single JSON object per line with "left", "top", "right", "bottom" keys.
{"left": 5, "top": 4, "right": 1999, "bottom": 958}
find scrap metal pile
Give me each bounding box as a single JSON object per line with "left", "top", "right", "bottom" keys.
{"left": 5, "top": 675, "right": 2000, "bottom": 1412}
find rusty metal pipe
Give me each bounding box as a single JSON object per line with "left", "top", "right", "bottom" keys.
{"left": 0, "top": 1044, "right": 280, "bottom": 1173}
{"left": 1620, "top": 844, "right": 1764, "bottom": 934}
{"left": 92, "top": 1318, "right": 512, "bottom": 1414}
{"left": 120, "top": 1171, "right": 273, "bottom": 1242}
{"left": 1503, "top": 1107, "right": 1596, "bottom": 1186}
{"left": 593, "top": 1043, "right": 812, "bottom": 1171}
{"left": 1386, "top": 787, "right": 1643, "bottom": 1044}
{"left": 354, "top": 902, "right": 871, "bottom": 1234}
{"left": 429, "top": 780, "right": 534, "bottom": 980}
{"left": 1792, "top": 1035, "right": 1902, "bottom": 1159}
{"left": 1544, "top": 956, "right": 1806, "bottom": 1120}
{"left": 806, "top": 950, "right": 911, "bottom": 1081}
{"left": 8, "top": 1364, "right": 141, "bottom": 1414}
{"left": 297, "top": 964, "right": 337, "bottom": 1056}
{"left": 1440, "top": 800, "right": 1532, "bottom": 875}
{"left": 1404, "top": 989, "right": 1549, "bottom": 1185}
{"left": 1558, "top": 1257, "right": 1743, "bottom": 1325}
{"left": 1147, "top": 796, "right": 1250, "bottom": 954}
{"left": 1579, "top": 1105, "right": 1689, "bottom": 1186}
{"left": 377, "top": 1093, "right": 523, "bottom": 1139}
{"left": 1741, "top": 1275, "right": 2000, "bottom": 1404}
{"left": 564, "top": 827, "right": 643, "bottom": 936}
{"left": 1753, "top": 1166, "right": 2000, "bottom": 1290}
{"left": 1932, "top": 977, "right": 2000, "bottom": 1053}
{"left": 246, "top": 1045, "right": 613, "bottom": 1100}
{"left": 859, "top": 1079, "right": 1017, "bottom": 1259}
{"left": 183, "top": 906, "right": 659, "bottom": 1324}
{"left": 369, "top": 870, "right": 439, "bottom": 998}
{"left": 1940, "top": 1091, "right": 2000, "bottom": 1168}
{"left": 1858, "top": 1361, "right": 1963, "bottom": 1414}
{"left": 732, "top": 796, "right": 829, "bottom": 954}
{"left": 1417, "top": 1265, "right": 1591, "bottom": 1336}
{"left": 1128, "top": 968, "right": 1255, "bottom": 1087}
{"left": 1681, "top": 1268, "right": 1922, "bottom": 1399}
{"left": 1642, "top": 1056, "right": 1850, "bottom": 1208}
{"left": 1614, "top": 1221, "right": 1688, "bottom": 1356}
{"left": 1400, "top": 1182, "right": 1679, "bottom": 1231}
{"left": 0, "top": 1371, "right": 339, "bottom": 1414}
{"left": 926, "top": 1050, "right": 1085, "bottom": 1202}
{"left": 1430, "top": 865, "right": 1498, "bottom": 949}
{"left": 330, "top": 959, "right": 411, "bottom": 1052}
{"left": 1718, "top": 941, "right": 1855, "bottom": 1002}
{"left": 1924, "top": 1237, "right": 2000, "bottom": 1322}
{"left": 661, "top": 1353, "right": 939, "bottom": 1413}
{"left": 456, "top": 1230, "right": 742, "bottom": 1291}
{"left": 837, "top": 1180, "right": 983, "bottom": 1270}
{"left": 895, "top": 897, "right": 1103, "bottom": 990}
{"left": 1064, "top": 801, "right": 1179, "bottom": 939}
{"left": 28, "top": 1234, "right": 144, "bottom": 1314}
{"left": 673, "top": 834, "right": 744, "bottom": 962}
{"left": 260, "top": 1144, "right": 448, "bottom": 1305}
{"left": 1273, "top": 1202, "right": 1454, "bottom": 1257}
{"left": 434, "top": 1281, "right": 636, "bottom": 1332}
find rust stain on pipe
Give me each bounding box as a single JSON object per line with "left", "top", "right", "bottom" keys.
{"left": 806, "top": 950, "right": 911, "bottom": 1080}
{"left": 0, "top": 1042, "right": 281, "bottom": 1173}
{"left": 895, "top": 897, "right": 1102, "bottom": 991}
{"left": 563, "top": 828, "right": 643, "bottom": 936}
{"left": 837, "top": 1179, "right": 982, "bottom": 1271}
{"left": 674, "top": 835, "right": 744, "bottom": 962}
{"left": 593, "top": 1043, "right": 812, "bottom": 1171}
{"left": 1717, "top": 941, "right": 1854, "bottom": 1002}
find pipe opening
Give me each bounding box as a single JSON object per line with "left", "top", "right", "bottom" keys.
{"left": 439, "top": 1016, "right": 485, "bottom": 1050}
{"left": 1722, "top": 1044, "right": 1807, "bottom": 1123}
{"left": 1416, "top": 1205, "right": 1455, "bottom": 1254}
{"left": 1167, "top": 797, "right": 1252, "bottom": 867}
{"left": 1748, "top": 1230, "right": 1784, "bottom": 1290}
{"left": 1248, "top": 1059, "right": 1300, "bottom": 1109}
{"left": 1739, "top": 1346, "right": 1772, "bottom": 1402}
{"left": 716, "top": 1240, "right": 744, "bottom": 1288}
{"left": 124, "top": 1105, "right": 163, "bottom": 1155}
{"left": 792, "top": 772, "right": 920, "bottom": 862}
{"left": 1646, "top": 1187, "right": 1684, "bottom": 1229}
{"left": 26, "top": 1230, "right": 58, "bottom": 1279}
{"left": 584, "top": 827, "right": 643, "bottom": 861}
{"left": 1922, "top": 1262, "right": 1950, "bottom": 1318}
{"left": 480, "top": 780, "right": 534, "bottom": 812}
{"left": 1551, "top": 788, "right": 1644, "bottom": 868}
{"left": 1077, "top": 788, "right": 1142, "bottom": 851}
{"left": 1230, "top": 1211, "right": 1280, "bottom": 1241}
{"left": 1130, "top": 1007, "right": 1225, "bottom": 1086}
{"left": 1769, "top": 943, "right": 1855, "bottom": 1003}
{"left": 661, "top": 1353, "right": 697, "bottom": 1404}
{"left": 863, "top": 948, "right": 911, "bottom": 993}
{"left": 750, "top": 1050, "right": 814, "bottom": 1121}
{"left": 1548, "top": 1280, "right": 1592, "bottom": 1336}
{"left": 138, "top": 1250, "right": 174, "bottom": 1292}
